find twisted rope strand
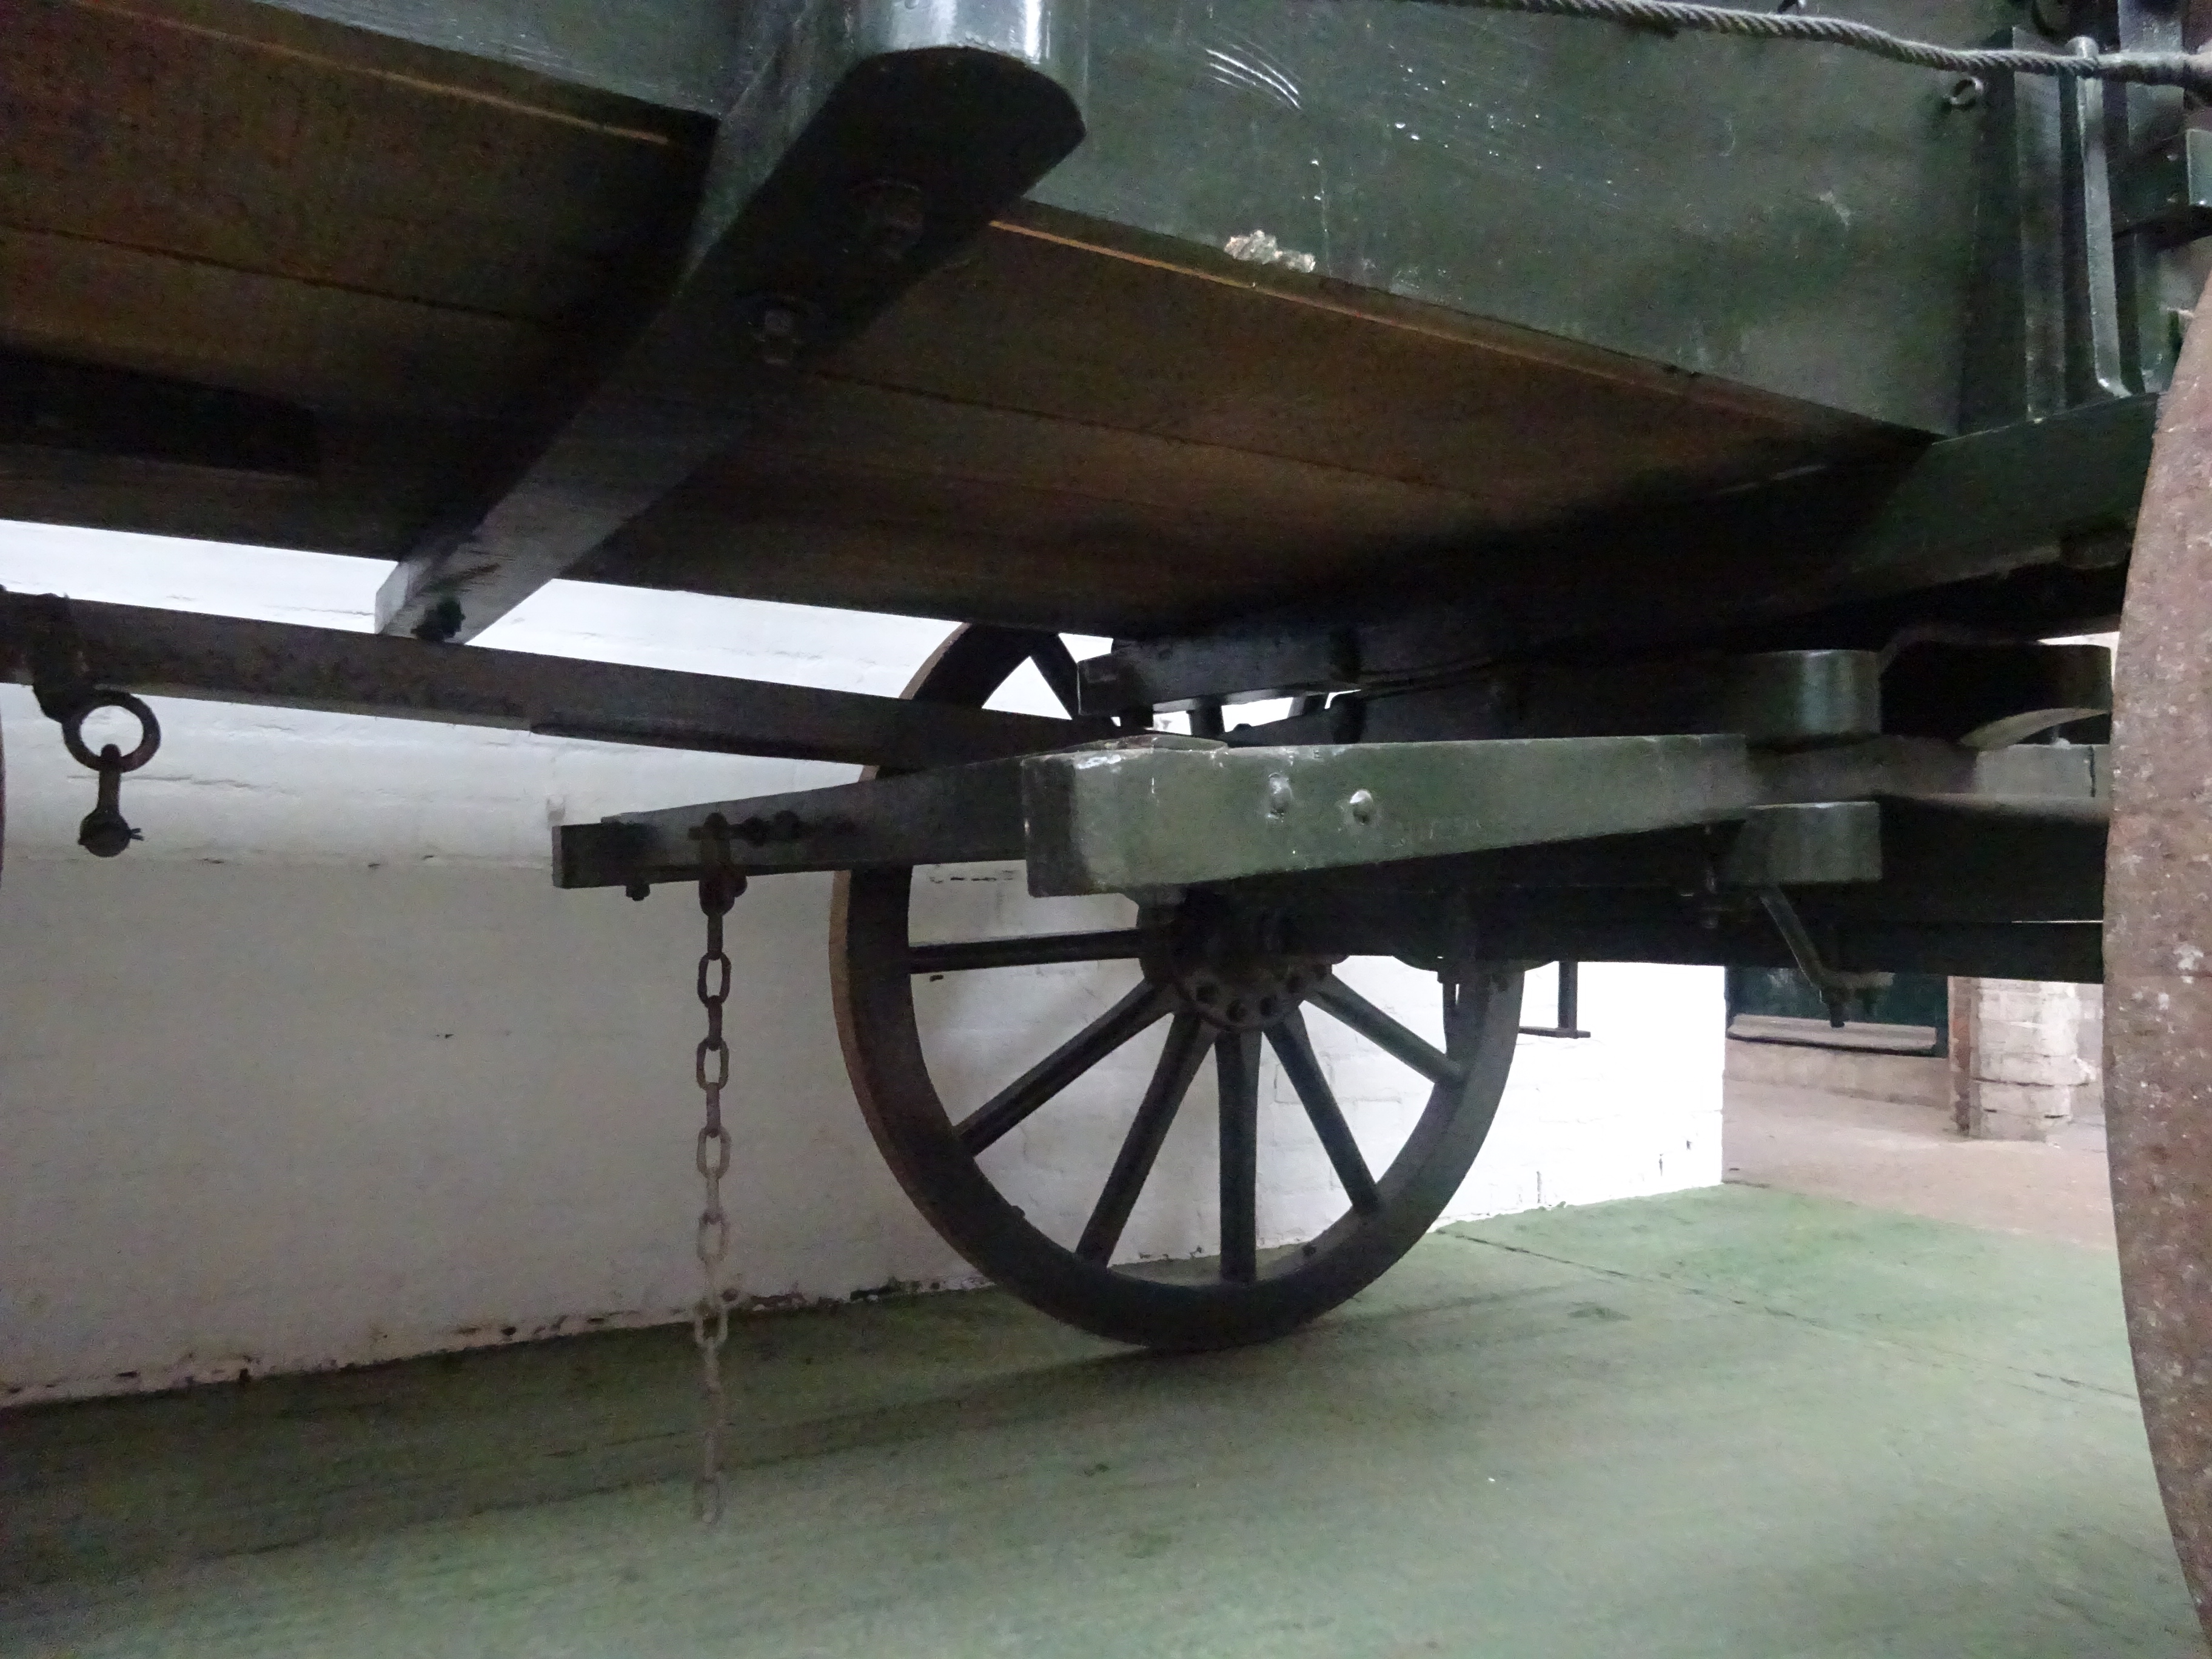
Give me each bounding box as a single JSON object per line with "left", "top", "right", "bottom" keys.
{"left": 1393, "top": 0, "right": 2212, "bottom": 94}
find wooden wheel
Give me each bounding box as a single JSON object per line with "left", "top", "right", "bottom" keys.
{"left": 830, "top": 625, "right": 1525, "bottom": 1350}
{"left": 2108, "top": 275, "right": 2212, "bottom": 1641}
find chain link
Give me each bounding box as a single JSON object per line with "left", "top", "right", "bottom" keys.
{"left": 689, "top": 816, "right": 743, "bottom": 1523}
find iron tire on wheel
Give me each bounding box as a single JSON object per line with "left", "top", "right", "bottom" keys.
{"left": 830, "top": 625, "right": 1524, "bottom": 1351}
{"left": 2108, "top": 275, "right": 2212, "bottom": 1643}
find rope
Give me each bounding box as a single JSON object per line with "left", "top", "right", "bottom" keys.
{"left": 1390, "top": 0, "right": 2212, "bottom": 95}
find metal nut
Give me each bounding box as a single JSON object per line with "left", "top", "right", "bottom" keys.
{"left": 746, "top": 298, "right": 810, "bottom": 367}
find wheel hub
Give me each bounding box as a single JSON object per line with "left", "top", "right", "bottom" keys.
{"left": 1139, "top": 897, "right": 1339, "bottom": 1031}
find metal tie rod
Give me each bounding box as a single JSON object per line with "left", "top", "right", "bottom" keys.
{"left": 0, "top": 594, "right": 1097, "bottom": 773}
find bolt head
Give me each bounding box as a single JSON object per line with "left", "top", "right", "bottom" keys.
{"left": 1943, "top": 75, "right": 1985, "bottom": 110}
{"left": 745, "top": 297, "right": 812, "bottom": 367}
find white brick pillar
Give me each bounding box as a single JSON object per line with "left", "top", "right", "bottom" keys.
{"left": 1949, "top": 977, "right": 2102, "bottom": 1141}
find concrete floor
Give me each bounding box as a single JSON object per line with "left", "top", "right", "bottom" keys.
{"left": 3, "top": 1184, "right": 2199, "bottom": 1658}
{"left": 1726, "top": 1079, "right": 2117, "bottom": 1249}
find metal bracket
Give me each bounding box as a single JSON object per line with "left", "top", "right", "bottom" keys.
{"left": 17, "top": 593, "right": 96, "bottom": 723}
{"left": 1962, "top": 16, "right": 2200, "bottom": 424}
{"left": 1963, "top": 28, "right": 2116, "bottom": 424}
{"left": 1881, "top": 638, "right": 2110, "bottom": 746}
{"left": 1517, "top": 960, "right": 1592, "bottom": 1041}
{"left": 1757, "top": 887, "right": 1894, "bottom": 1028}
{"left": 1222, "top": 650, "right": 1883, "bottom": 750}
{"left": 9, "top": 595, "right": 163, "bottom": 856}
{"left": 1715, "top": 803, "right": 1883, "bottom": 888}
{"left": 2114, "top": 127, "right": 2212, "bottom": 241}
{"left": 2060, "top": 37, "right": 2134, "bottom": 404}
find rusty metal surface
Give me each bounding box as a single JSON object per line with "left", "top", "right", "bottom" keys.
{"left": 2106, "top": 270, "right": 2212, "bottom": 1647}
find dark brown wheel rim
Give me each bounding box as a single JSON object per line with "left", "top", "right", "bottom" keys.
{"left": 830, "top": 625, "right": 1524, "bottom": 1351}
{"left": 2109, "top": 272, "right": 2212, "bottom": 1641}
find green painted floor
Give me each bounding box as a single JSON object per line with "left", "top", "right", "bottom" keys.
{"left": 4, "top": 1186, "right": 2201, "bottom": 1657}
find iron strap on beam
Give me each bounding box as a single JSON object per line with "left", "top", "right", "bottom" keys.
{"left": 0, "top": 595, "right": 1096, "bottom": 771}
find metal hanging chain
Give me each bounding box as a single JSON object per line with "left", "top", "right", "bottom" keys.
{"left": 1386, "top": 0, "right": 2212, "bottom": 95}
{"left": 689, "top": 816, "right": 745, "bottom": 1524}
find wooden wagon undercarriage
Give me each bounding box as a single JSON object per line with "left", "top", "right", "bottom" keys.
{"left": 10, "top": 0, "right": 2212, "bottom": 1631}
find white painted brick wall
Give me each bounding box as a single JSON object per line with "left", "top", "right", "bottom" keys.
{"left": 0, "top": 525, "right": 1722, "bottom": 1403}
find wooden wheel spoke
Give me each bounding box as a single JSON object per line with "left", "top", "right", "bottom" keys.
{"left": 1076, "top": 1011, "right": 1211, "bottom": 1263}
{"left": 1216, "top": 1028, "right": 1262, "bottom": 1283}
{"left": 1305, "top": 975, "right": 1466, "bottom": 1087}
{"left": 1267, "top": 1009, "right": 1381, "bottom": 1216}
{"left": 956, "top": 982, "right": 1173, "bottom": 1155}
{"left": 911, "top": 929, "right": 1147, "bottom": 974}
{"left": 1027, "top": 634, "right": 1084, "bottom": 719}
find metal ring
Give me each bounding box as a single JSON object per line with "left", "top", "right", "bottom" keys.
{"left": 695, "top": 1211, "right": 731, "bottom": 1261}
{"left": 60, "top": 692, "right": 160, "bottom": 773}
{"left": 696, "top": 1124, "right": 732, "bottom": 1179}
{"left": 697, "top": 952, "right": 732, "bottom": 1006}
{"left": 695, "top": 1039, "right": 731, "bottom": 1094}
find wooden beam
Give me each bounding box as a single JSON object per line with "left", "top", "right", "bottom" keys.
{"left": 371, "top": 11, "right": 1085, "bottom": 642}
